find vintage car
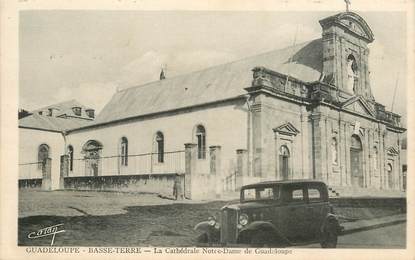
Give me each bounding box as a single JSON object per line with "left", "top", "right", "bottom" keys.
{"left": 194, "top": 180, "right": 343, "bottom": 248}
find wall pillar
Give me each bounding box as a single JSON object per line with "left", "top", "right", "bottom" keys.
{"left": 236, "top": 149, "right": 247, "bottom": 189}
{"left": 251, "top": 101, "right": 263, "bottom": 178}
{"left": 59, "top": 155, "right": 69, "bottom": 190}
{"left": 310, "top": 112, "right": 324, "bottom": 180}
{"left": 41, "top": 158, "right": 52, "bottom": 191}
{"left": 209, "top": 145, "right": 222, "bottom": 197}
{"left": 184, "top": 143, "right": 197, "bottom": 199}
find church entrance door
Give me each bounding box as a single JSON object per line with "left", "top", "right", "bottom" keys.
{"left": 350, "top": 135, "right": 363, "bottom": 188}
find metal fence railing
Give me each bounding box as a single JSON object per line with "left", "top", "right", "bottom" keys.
{"left": 68, "top": 150, "right": 185, "bottom": 177}
{"left": 223, "top": 171, "right": 237, "bottom": 192}
{"left": 18, "top": 162, "right": 43, "bottom": 180}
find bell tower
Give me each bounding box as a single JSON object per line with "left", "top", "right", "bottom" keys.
{"left": 319, "top": 12, "right": 375, "bottom": 101}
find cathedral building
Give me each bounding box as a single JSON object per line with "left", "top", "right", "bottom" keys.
{"left": 19, "top": 11, "right": 406, "bottom": 199}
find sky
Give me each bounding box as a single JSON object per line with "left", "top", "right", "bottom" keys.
{"left": 19, "top": 10, "right": 407, "bottom": 123}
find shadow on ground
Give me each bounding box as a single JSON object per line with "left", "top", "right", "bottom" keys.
{"left": 18, "top": 196, "right": 403, "bottom": 247}
{"left": 18, "top": 201, "right": 230, "bottom": 247}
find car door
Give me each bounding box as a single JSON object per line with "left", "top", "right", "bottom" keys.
{"left": 279, "top": 184, "right": 309, "bottom": 240}
{"left": 305, "top": 183, "right": 330, "bottom": 239}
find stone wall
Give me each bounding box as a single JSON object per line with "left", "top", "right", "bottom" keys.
{"left": 18, "top": 179, "right": 42, "bottom": 190}
{"left": 64, "top": 173, "right": 184, "bottom": 198}
{"left": 19, "top": 128, "right": 64, "bottom": 190}
{"left": 249, "top": 90, "right": 311, "bottom": 182}
{"left": 310, "top": 104, "right": 403, "bottom": 191}
{"left": 67, "top": 100, "right": 247, "bottom": 184}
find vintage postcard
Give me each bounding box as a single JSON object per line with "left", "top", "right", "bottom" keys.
{"left": 0, "top": 0, "right": 414, "bottom": 259}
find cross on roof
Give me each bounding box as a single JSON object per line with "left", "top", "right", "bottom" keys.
{"left": 344, "top": 0, "right": 351, "bottom": 12}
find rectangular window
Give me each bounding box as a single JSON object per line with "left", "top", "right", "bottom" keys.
{"left": 308, "top": 188, "right": 323, "bottom": 203}
{"left": 283, "top": 185, "right": 305, "bottom": 203}
{"left": 197, "top": 134, "right": 206, "bottom": 159}
{"left": 157, "top": 141, "right": 164, "bottom": 163}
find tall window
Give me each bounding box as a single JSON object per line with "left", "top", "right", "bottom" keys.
{"left": 155, "top": 132, "right": 164, "bottom": 163}
{"left": 331, "top": 138, "right": 338, "bottom": 165}
{"left": 196, "top": 125, "right": 206, "bottom": 159}
{"left": 279, "top": 145, "right": 290, "bottom": 180}
{"left": 120, "top": 137, "right": 128, "bottom": 166}
{"left": 37, "top": 144, "right": 49, "bottom": 169}
{"left": 68, "top": 145, "right": 74, "bottom": 171}
{"left": 387, "top": 163, "right": 393, "bottom": 189}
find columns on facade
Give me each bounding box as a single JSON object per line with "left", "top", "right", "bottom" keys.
{"left": 310, "top": 111, "right": 325, "bottom": 180}
{"left": 345, "top": 122, "right": 351, "bottom": 186}
{"left": 209, "top": 145, "right": 222, "bottom": 197}
{"left": 184, "top": 143, "right": 197, "bottom": 199}
{"left": 59, "top": 155, "right": 69, "bottom": 190}
{"left": 41, "top": 158, "right": 52, "bottom": 191}
{"left": 251, "top": 97, "right": 263, "bottom": 178}
{"left": 236, "top": 149, "right": 247, "bottom": 189}
{"left": 274, "top": 131, "right": 280, "bottom": 180}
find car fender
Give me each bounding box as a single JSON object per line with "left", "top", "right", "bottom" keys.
{"left": 238, "top": 221, "right": 291, "bottom": 245}
{"left": 320, "top": 213, "right": 342, "bottom": 234}
{"left": 194, "top": 221, "right": 220, "bottom": 243}
{"left": 194, "top": 221, "right": 213, "bottom": 233}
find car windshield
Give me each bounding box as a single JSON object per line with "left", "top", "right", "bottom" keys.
{"left": 241, "top": 186, "right": 280, "bottom": 202}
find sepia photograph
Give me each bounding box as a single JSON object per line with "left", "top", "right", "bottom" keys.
{"left": 2, "top": 0, "right": 412, "bottom": 257}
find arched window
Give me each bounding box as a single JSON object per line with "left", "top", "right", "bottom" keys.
{"left": 155, "top": 132, "right": 164, "bottom": 163}
{"left": 387, "top": 163, "right": 393, "bottom": 189}
{"left": 68, "top": 145, "right": 74, "bottom": 171}
{"left": 346, "top": 54, "right": 358, "bottom": 94}
{"left": 37, "top": 144, "right": 50, "bottom": 169}
{"left": 120, "top": 137, "right": 128, "bottom": 166}
{"left": 331, "top": 138, "right": 338, "bottom": 165}
{"left": 196, "top": 125, "right": 206, "bottom": 159}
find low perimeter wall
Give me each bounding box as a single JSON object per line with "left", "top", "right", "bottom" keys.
{"left": 64, "top": 173, "right": 184, "bottom": 198}
{"left": 19, "top": 179, "right": 42, "bottom": 190}
{"left": 330, "top": 197, "right": 406, "bottom": 213}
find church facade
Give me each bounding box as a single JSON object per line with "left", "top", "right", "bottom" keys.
{"left": 19, "top": 11, "right": 406, "bottom": 199}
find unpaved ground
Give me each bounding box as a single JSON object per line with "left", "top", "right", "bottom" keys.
{"left": 18, "top": 190, "right": 402, "bottom": 246}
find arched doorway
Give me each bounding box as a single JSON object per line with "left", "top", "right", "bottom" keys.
{"left": 387, "top": 163, "right": 393, "bottom": 189}
{"left": 82, "top": 140, "right": 103, "bottom": 176}
{"left": 38, "top": 144, "right": 50, "bottom": 169}
{"left": 350, "top": 135, "right": 363, "bottom": 187}
{"left": 279, "top": 145, "right": 290, "bottom": 180}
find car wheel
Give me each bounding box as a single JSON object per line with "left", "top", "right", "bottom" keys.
{"left": 320, "top": 225, "right": 338, "bottom": 248}
{"left": 196, "top": 233, "right": 208, "bottom": 243}
{"left": 250, "top": 231, "right": 270, "bottom": 247}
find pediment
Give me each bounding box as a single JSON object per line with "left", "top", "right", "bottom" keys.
{"left": 273, "top": 122, "right": 300, "bottom": 136}
{"left": 339, "top": 18, "right": 368, "bottom": 39}
{"left": 319, "top": 12, "right": 374, "bottom": 43}
{"left": 341, "top": 96, "right": 375, "bottom": 118}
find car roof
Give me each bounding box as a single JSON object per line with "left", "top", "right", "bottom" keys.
{"left": 241, "top": 179, "right": 326, "bottom": 189}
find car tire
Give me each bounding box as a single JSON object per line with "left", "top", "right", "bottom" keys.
{"left": 320, "top": 224, "right": 338, "bottom": 248}
{"left": 250, "top": 231, "right": 270, "bottom": 247}
{"left": 196, "top": 233, "right": 208, "bottom": 243}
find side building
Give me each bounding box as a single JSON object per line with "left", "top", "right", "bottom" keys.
{"left": 19, "top": 11, "right": 406, "bottom": 199}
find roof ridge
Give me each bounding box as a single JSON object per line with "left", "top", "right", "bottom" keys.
{"left": 117, "top": 39, "right": 319, "bottom": 93}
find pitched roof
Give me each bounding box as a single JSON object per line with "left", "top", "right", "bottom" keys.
{"left": 19, "top": 100, "right": 94, "bottom": 132}
{"left": 33, "top": 99, "right": 94, "bottom": 120}
{"left": 19, "top": 113, "right": 94, "bottom": 132}
{"left": 93, "top": 39, "right": 323, "bottom": 126}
